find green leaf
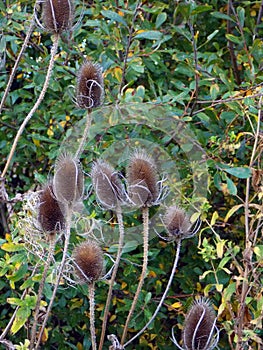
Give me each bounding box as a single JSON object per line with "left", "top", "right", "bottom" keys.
{"left": 134, "top": 30, "right": 163, "bottom": 41}
{"left": 1, "top": 242, "right": 24, "bottom": 252}
{"left": 11, "top": 307, "right": 31, "bottom": 334}
{"left": 237, "top": 7, "right": 245, "bottom": 28}
{"left": 211, "top": 11, "right": 235, "bottom": 22}
{"left": 224, "top": 167, "right": 251, "bottom": 179}
{"left": 226, "top": 176, "right": 237, "bottom": 196}
{"left": 101, "top": 10, "right": 127, "bottom": 27}
{"left": 156, "top": 12, "right": 167, "bottom": 29}
{"left": 226, "top": 34, "right": 241, "bottom": 45}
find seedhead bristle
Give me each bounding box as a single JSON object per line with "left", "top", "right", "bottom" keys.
{"left": 163, "top": 205, "right": 192, "bottom": 240}
{"left": 72, "top": 239, "right": 104, "bottom": 283}
{"left": 126, "top": 149, "right": 159, "bottom": 207}
{"left": 183, "top": 298, "right": 217, "bottom": 350}
{"left": 91, "top": 159, "right": 125, "bottom": 209}
{"left": 76, "top": 61, "right": 104, "bottom": 109}
{"left": 38, "top": 184, "right": 65, "bottom": 235}
{"left": 42, "top": 0, "right": 74, "bottom": 34}
{"left": 53, "top": 154, "right": 84, "bottom": 206}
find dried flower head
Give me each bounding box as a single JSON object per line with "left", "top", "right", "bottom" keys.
{"left": 126, "top": 149, "right": 163, "bottom": 207}
{"left": 91, "top": 159, "right": 125, "bottom": 209}
{"left": 38, "top": 184, "right": 65, "bottom": 235}
{"left": 182, "top": 298, "right": 218, "bottom": 350}
{"left": 162, "top": 205, "right": 201, "bottom": 241}
{"left": 72, "top": 239, "right": 104, "bottom": 283}
{"left": 53, "top": 153, "right": 84, "bottom": 206}
{"left": 42, "top": 0, "right": 74, "bottom": 33}
{"left": 76, "top": 61, "right": 104, "bottom": 109}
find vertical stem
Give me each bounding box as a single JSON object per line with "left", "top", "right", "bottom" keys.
{"left": 89, "top": 282, "right": 97, "bottom": 350}
{"left": 75, "top": 109, "right": 91, "bottom": 159}
{"left": 29, "top": 238, "right": 56, "bottom": 350}
{"left": 0, "top": 19, "right": 35, "bottom": 114}
{"left": 1, "top": 34, "right": 59, "bottom": 179}
{"left": 98, "top": 205, "right": 125, "bottom": 350}
{"left": 121, "top": 206, "right": 149, "bottom": 345}
{"left": 35, "top": 208, "right": 72, "bottom": 350}
{"left": 124, "top": 240, "right": 182, "bottom": 348}
{"left": 236, "top": 96, "right": 262, "bottom": 350}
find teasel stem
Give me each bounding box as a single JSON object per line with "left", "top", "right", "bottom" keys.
{"left": 0, "top": 19, "right": 35, "bottom": 115}
{"left": 1, "top": 33, "right": 59, "bottom": 179}
{"left": 75, "top": 109, "right": 91, "bottom": 159}
{"left": 88, "top": 281, "right": 97, "bottom": 350}
{"left": 29, "top": 238, "right": 56, "bottom": 350}
{"left": 124, "top": 239, "right": 182, "bottom": 347}
{"left": 98, "top": 204, "right": 125, "bottom": 350}
{"left": 35, "top": 207, "right": 72, "bottom": 350}
{"left": 121, "top": 206, "right": 149, "bottom": 345}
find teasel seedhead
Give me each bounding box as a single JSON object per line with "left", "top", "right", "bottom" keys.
{"left": 91, "top": 159, "right": 126, "bottom": 209}
{"left": 72, "top": 239, "right": 104, "bottom": 283}
{"left": 38, "top": 183, "right": 65, "bottom": 236}
{"left": 76, "top": 60, "right": 104, "bottom": 109}
{"left": 41, "top": 0, "right": 74, "bottom": 34}
{"left": 162, "top": 205, "right": 201, "bottom": 242}
{"left": 53, "top": 153, "right": 84, "bottom": 207}
{"left": 126, "top": 149, "right": 167, "bottom": 208}
{"left": 172, "top": 297, "right": 219, "bottom": 350}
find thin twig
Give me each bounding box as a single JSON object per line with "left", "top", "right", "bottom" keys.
{"left": 227, "top": 1, "right": 241, "bottom": 85}
{"left": 124, "top": 239, "right": 182, "bottom": 348}
{"left": 98, "top": 205, "right": 125, "bottom": 350}
{"left": 118, "top": 1, "right": 141, "bottom": 97}
{"left": 1, "top": 34, "right": 59, "bottom": 179}
{"left": 0, "top": 19, "right": 35, "bottom": 114}
{"left": 121, "top": 206, "right": 149, "bottom": 345}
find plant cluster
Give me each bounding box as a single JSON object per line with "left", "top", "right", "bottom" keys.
{"left": 0, "top": 0, "right": 262, "bottom": 349}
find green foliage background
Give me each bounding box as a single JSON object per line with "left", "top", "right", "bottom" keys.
{"left": 0, "top": 0, "right": 262, "bottom": 349}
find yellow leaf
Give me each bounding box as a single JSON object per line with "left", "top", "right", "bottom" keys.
{"left": 114, "top": 67, "right": 122, "bottom": 82}
{"left": 33, "top": 138, "right": 40, "bottom": 147}
{"left": 210, "top": 211, "right": 218, "bottom": 226}
{"left": 121, "top": 281, "right": 127, "bottom": 289}
{"left": 215, "top": 283, "right": 223, "bottom": 292}
{"left": 109, "top": 314, "right": 117, "bottom": 322}
{"left": 170, "top": 301, "right": 182, "bottom": 309}
{"left": 216, "top": 239, "right": 225, "bottom": 258}
{"left": 77, "top": 342, "right": 83, "bottom": 350}
{"left": 224, "top": 204, "right": 243, "bottom": 222}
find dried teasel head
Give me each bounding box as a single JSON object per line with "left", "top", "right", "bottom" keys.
{"left": 38, "top": 183, "right": 65, "bottom": 236}
{"left": 76, "top": 60, "right": 104, "bottom": 109}
{"left": 126, "top": 149, "right": 164, "bottom": 207}
{"left": 91, "top": 159, "right": 126, "bottom": 209}
{"left": 163, "top": 205, "right": 201, "bottom": 242}
{"left": 41, "top": 0, "right": 74, "bottom": 34}
{"left": 53, "top": 153, "right": 84, "bottom": 206}
{"left": 182, "top": 298, "right": 219, "bottom": 350}
{"left": 72, "top": 239, "right": 104, "bottom": 283}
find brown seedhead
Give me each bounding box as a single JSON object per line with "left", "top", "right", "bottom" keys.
{"left": 76, "top": 60, "right": 104, "bottom": 109}
{"left": 53, "top": 153, "right": 84, "bottom": 206}
{"left": 72, "top": 239, "right": 104, "bottom": 283}
{"left": 38, "top": 183, "right": 65, "bottom": 235}
{"left": 42, "top": 0, "right": 74, "bottom": 34}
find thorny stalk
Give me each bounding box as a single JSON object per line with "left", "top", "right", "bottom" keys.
{"left": 124, "top": 239, "right": 182, "bottom": 347}
{"left": 89, "top": 282, "right": 97, "bottom": 350}
{"left": 1, "top": 34, "right": 59, "bottom": 179}
{"left": 121, "top": 206, "right": 149, "bottom": 345}
{"left": 98, "top": 205, "right": 125, "bottom": 350}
